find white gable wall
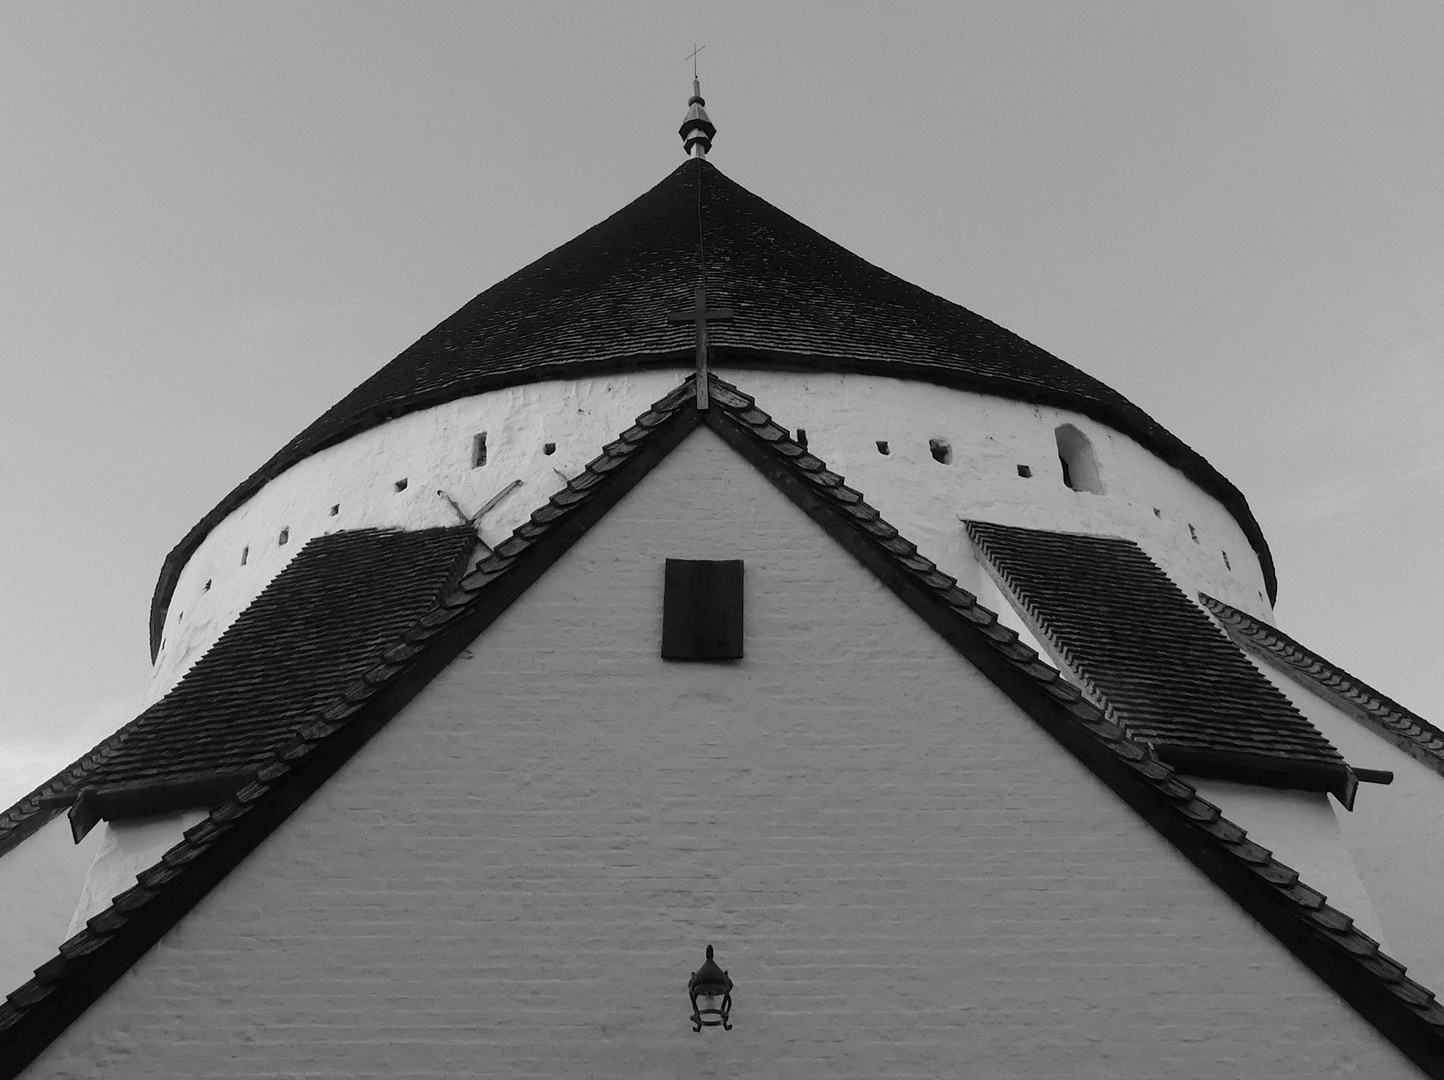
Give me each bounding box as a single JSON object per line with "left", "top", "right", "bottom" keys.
{"left": 31, "top": 427, "right": 1418, "bottom": 1078}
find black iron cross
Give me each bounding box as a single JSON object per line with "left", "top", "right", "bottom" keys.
{"left": 668, "top": 284, "right": 733, "bottom": 409}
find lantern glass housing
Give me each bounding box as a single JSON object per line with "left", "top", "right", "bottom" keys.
{"left": 687, "top": 945, "right": 734, "bottom": 1032}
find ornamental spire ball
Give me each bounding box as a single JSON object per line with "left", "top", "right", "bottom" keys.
{"left": 679, "top": 77, "right": 716, "bottom": 158}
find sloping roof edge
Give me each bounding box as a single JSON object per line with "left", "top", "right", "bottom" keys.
{"left": 3, "top": 375, "right": 1435, "bottom": 1078}
{"left": 1201, "top": 593, "right": 1444, "bottom": 778}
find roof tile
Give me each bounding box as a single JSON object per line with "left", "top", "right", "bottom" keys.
{"left": 967, "top": 522, "right": 1350, "bottom": 798}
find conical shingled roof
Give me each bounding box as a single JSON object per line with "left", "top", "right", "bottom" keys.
{"left": 151, "top": 159, "right": 1276, "bottom": 654}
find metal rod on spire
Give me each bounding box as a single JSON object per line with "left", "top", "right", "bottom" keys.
{"left": 678, "top": 58, "right": 716, "bottom": 159}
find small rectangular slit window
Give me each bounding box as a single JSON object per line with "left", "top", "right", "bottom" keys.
{"left": 472, "top": 433, "right": 488, "bottom": 468}
{"left": 662, "top": 559, "right": 744, "bottom": 661}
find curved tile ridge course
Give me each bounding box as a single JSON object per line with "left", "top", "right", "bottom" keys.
{"left": 149, "top": 157, "right": 1276, "bottom": 659}
{"left": 1202, "top": 593, "right": 1444, "bottom": 777}
{"left": 2, "top": 375, "right": 1438, "bottom": 1079}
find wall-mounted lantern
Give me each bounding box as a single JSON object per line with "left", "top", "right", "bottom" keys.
{"left": 687, "top": 944, "right": 734, "bottom": 1032}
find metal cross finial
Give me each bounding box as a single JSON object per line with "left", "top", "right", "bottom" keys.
{"left": 686, "top": 43, "right": 705, "bottom": 77}
{"left": 668, "top": 284, "right": 733, "bottom": 409}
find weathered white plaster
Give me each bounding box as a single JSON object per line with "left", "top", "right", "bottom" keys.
{"left": 67, "top": 811, "right": 207, "bottom": 938}
{"left": 1235, "top": 645, "right": 1444, "bottom": 995}
{"left": 150, "top": 370, "right": 1271, "bottom": 704}
{"left": 34, "top": 429, "right": 1419, "bottom": 1079}
{"left": 1187, "top": 779, "right": 1389, "bottom": 947}
{"left": 0, "top": 814, "right": 103, "bottom": 996}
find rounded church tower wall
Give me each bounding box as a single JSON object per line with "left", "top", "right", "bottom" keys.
{"left": 148, "top": 369, "right": 1271, "bottom": 704}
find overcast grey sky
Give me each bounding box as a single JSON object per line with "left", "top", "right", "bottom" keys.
{"left": 2, "top": 2, "right": 1441, "bottom": 806}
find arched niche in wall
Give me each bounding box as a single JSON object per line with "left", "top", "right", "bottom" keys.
{"left": 1055, "top": 424, "right": 1104, "bottom": 494}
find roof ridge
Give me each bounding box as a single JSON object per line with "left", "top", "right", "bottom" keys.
{"left": 1201, "top": 593, "right": 1444, "bottom": 776}
{"left": 1, "top": 375, "right": 1436, "bottom": 1077}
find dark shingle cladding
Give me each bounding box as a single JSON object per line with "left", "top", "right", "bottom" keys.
{"left": 4, "top": 375, "right": 1440, "bottom": 1077}
{"left": 966, "top": 522, "right": 1355, "bottom": 803}
{"left": 1202, "top": 593, "right": 1444, "bottom": 777}
{"left": 148, "top": 158, "right": 1276, "bottom": 659}
{"left": 65, "top": 526, "right": 476, "bottom": 834}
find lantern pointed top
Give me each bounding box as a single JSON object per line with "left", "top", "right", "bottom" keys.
{"left": 679, "top": 75, "right": 716, "bottom": 158}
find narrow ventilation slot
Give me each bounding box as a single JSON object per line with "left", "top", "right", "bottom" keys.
{"left": 472, "top": 432, "right": 488, "bottom": 468}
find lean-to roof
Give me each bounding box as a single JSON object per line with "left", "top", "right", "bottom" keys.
{"left": 968, "top": 522, "right": 1353, "bottom": 802}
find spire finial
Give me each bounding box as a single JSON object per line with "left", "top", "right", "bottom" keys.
{"left": 679, "top": 50, "right": 716, "bottom": 158}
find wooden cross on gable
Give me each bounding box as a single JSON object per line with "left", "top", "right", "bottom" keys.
{"left": 668, "top": 284, "right": 734, "bottom": 409}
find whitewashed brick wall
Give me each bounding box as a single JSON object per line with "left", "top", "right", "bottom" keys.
{"left": 27, "top": 428, "right": 1420, "bottom": 1079}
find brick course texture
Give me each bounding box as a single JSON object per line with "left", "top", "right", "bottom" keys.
{"left": 27, "top": 428, "right": 1419, "bottom": 1079}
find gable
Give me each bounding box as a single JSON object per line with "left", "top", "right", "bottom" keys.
{"left": 23, "top": 424, "right": 1422, "bottom": 1079}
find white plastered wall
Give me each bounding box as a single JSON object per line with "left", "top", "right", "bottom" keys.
{"left": 66, "top": 811, "right": 209, "bottom": 938}
{"left": 1234, "top": 646, "right": 1444, "bottom": 996}
{"left": 32, "top": 428, "right": 1418, "bottom": 1079}
{"left": 151, "top": 371, "right": 1270, "bottom": 703}
{"left": 0, "top": 814, "right": 103, "bottom": 996}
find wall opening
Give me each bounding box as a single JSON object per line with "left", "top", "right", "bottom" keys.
{"left": 876, "top": 440, "right": 890, "bottom": 455}
{"left": 330, "top": 504, "right": 340, "bottom": 516}
{"left": 1222, "top": 550, "right": 1231, "bottom": 570}
{"left": 795, "top": 428, "right": 808, "bottom": 449}
{"left": 1017, "top": 464, "right": 1032, "bottom": 478}
{"left": 929, "top": 438, "right": 952, "bottom": 464}
{"left": 241, "top": 546, "right": 248, "bottom": 566}
{"left": 1189, "top": 524, "right": 1199, "bottom": 544}
{"left": 1055, "top": 424, "right": 1103, "bottom": 494}
{"left": 279, "top": 528, "right": 289, "bottom": 546}
{"left": 543, "top": 442, "right": 556, "bottom": 456}
{"left": 395, "top": 478, "right": 408, "bottom": 492}
{"left": 472, "top": 433, "right": 488, "bottom": 468}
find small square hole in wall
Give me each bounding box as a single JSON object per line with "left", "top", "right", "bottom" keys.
{"left": 662, "top": 559, "right": 744, "bottom": 661}
{"left": 876, "top": 440, "right": 890, "bottom": 455}
{"left": 929, "top": 438, "right": 952, "bottom": 464}
{"left": 330, "top": 504, "right": 340, "bottom": 516}
{"left": 543, "top": 442, "right": 556, "bottom": 456}
{"left": 279, "top": 528, "right": 289, "bottom": 546}
{"left": 795, "top": 428, "right": 808, "bottom": 449}
{"left": 472, "top": 432, "right": 488, "bottom": 468}
{"left": 395, "top": 478, "right": 408, "bottom": 492}
{"left": 1017, "top": 464, "right": 1032, "bottom": 478}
